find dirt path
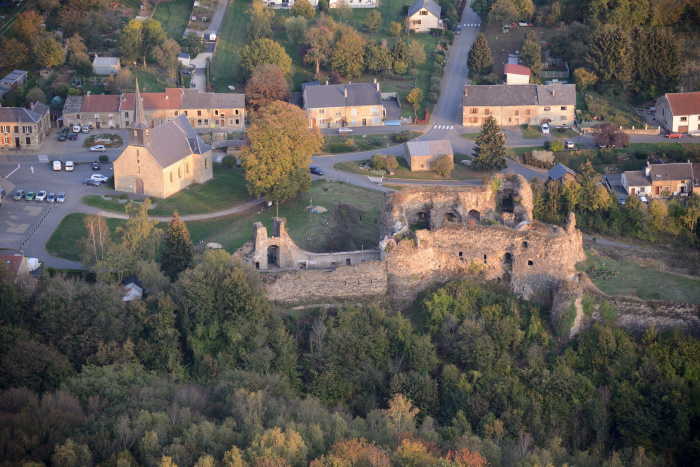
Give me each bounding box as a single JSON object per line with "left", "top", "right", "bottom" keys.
{"left": 97, "top": 197, "right": 266, "bottom": 222}
{"left": 582, "top": 235, "right": 660, "bottom": 254}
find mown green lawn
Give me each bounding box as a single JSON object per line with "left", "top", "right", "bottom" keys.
{"left": 46, "top": 214, "right": 125, "bottom": 262}
{"left": 152, "top": 0, "right": 194, "bottom": 40}
{"left": 521, "top": 125, "right": 542, "bottom": 139}
{"left": 334, "top": 155, "right": 485, "bottom": 181}
{"left": 211, "top": 0, "right": 251, "bottom": 91}
{"left": 461, "top": 133, "right": 479, "bottom": 141}
{"left": 134, "top": 69, "right": 167, "bottom": 92}
{"left": 82, "top": 165, "right": 251, "bottom": 216}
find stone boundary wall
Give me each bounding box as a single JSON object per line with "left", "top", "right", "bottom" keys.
{"left": 264, "top": 261, "right": 388, "bottom": 303}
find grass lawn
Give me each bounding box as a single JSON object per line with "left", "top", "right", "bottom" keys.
{"left": 211, "top": 0, "right": 250, "bottom": 91}
{"left": 46, "top": 213, "right": 125, "bottom": 262}
{"left": 461, "top": 133, "right": 479, "bottom": 141}
{"left": 134, "top": 69, "right": 167, "bottom": 92}
{"left": 508, "top": 146, "right": 545, "bottom": 158}
{"left": 320, "top": 131, "right": 422, "bottom": 154}
{"left": 185, "top": 180, "right": 385, "bottom": 253}
{"left": 152, "top": 0, "right": 194, "bottom": 40}
{"left": 577, "top": 249, "right": 700, "bottom": 304}
{"left": 334, "top": 155, "right": 485, "bottom": 181}
{"left": 580, "top": 91, "right": 646, "bottom": 127}
{"left": 521, "top": 125, "right": 542, "bottom": 139}
{"left": 82, "top": 165, "right": 251, "bottom": 216}
{"left": 551, "top": 127, "right": 579, "bottom": 139}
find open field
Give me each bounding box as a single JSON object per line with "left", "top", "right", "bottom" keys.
{"left": 153, "top": 0, "right": 194, "bottom": 40}
{"left": 577, "top": 249, "right": 700, "bottom": 304}
{"left": 186, "top": 180, "right": 385, "bottom": 253}
{"left": 46, "top": 214, "right": 125, "bottom": 262}
{"left": 82, "top": 165, "right": 251, "bottom": 216}
{"left": 334, "top": 155, "right": 486, "bottom": 181}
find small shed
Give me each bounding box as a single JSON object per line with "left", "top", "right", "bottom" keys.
{"left": 547, "top": 163, "right": 576, "bottom": 183}
{"left": 0, "top": 70, "right": 28, "bottom": 91}
{"left": 504, "top": 63, "right": 531, "bottom": 85}
{"left": 178, "top": 53, "right": 191, "bottom": 67}
{"left": 92, "top": 56, "right": 121, "bottom": 75}
{"left": 404, "top": 140, "right": 453, "bottom": 171}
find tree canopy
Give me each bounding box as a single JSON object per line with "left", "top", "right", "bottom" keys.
{"left": 240, "top": 38, "right": 293, "bottom": 78}
{"left": 472, "top": 116, "right": 507, "bottom": 170}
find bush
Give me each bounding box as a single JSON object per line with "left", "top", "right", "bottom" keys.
{"left": 370, "top": 154, "right": 399, "bottom": 172}
{"left": 119, "top": 193, "right": 128, "bottom": 200}
{"left": 598, "top": 300, "right": 618, "bottom": 325}
{"left": 393, "top": 60, "right": 408, "bottom": 75}
{"left": 432, "top": 155, "right": 454, "bottom": 177}
{"left": 521, "top": 152, "right": 554, "bottom": 169}
{"left": 318, "top": 0, "right": 328, "bottom": 11}
{"left": 428, "top": 92, "right": 438, "bottom": 103}
{"left": 392, "top": 130, "right": 412, "bottom": 143}
{"left": 474, "top": 73, "right": 500, "bottom": 85}
{"left": 532, "top": 150, "right": 555, "bottom": 164}
{"left": 445, "top": 30, "right": 455, "bottom": 44}
{"left": 547, "top": 139, "right": 565, "bottom": 152}
{"left": 98, "top": 155, "right": 109, "bottom": 163}
{"left": 222, "top": 155, "right": 237, "bottom": 168}
{"left": 429, "top": 84, "right": 441, "bottom": 94}
{"left": 369, "top": 136, "right": 384, "bottom": 147}
{"left": 430, "top": 76, "right": 442, "bottom": 87}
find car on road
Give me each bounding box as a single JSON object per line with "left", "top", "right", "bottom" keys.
{"left": 65, "top": 161, "right": 74, "bottom": 171}
{"left": 13, "top": 190, "right": 24, "bottom": 201}
{"left": 565, "top": 140, "right": 575, "bottom": 149}
{"left": 309, "top": 166, "right": 324, "bottom": 176}
{"left": 689, "top": 131, "right": 700, "bottom": 137}
{"left": 541, "top": 123, "right": 550, "bottom": 134}
{"left": 53, "top": 160, "right": 62, "bottom": 171}
{"left": 47, "top": 193, "right": 56, "bottom": 203}
{"left": 68, "top": 133, "right": 78, "bottom": 140}
{"left": 92, "top": 162, "right": 100, "bottom": 170}
{"left": 58, "top": 133, "right": 67, "bottom": 141}
{"left": 25, "top": 191, "right": 35, "bottom": 201}
{"left": 90, "top": 145, "right": 105, "bottom": 152}
{"left": 338, "top": 127, "right": 353, "bottom": 134}
{"left": 35, "top": 191, "right": 47, "bottom": 202}
{"left": 84, "top": 179, "right": 101, "bottom": 186}
{"left": 81, "top": 125, "right": 90, "bottom": 134}
{"left": 57, "top": 192, "right": 66, "bottom": 203}
{"left": 455, "top": 25, "right": 461, "bottom": 35}
{"left": 665, "top": 132, "right": 683, "bottom": 138}
{"left": 91, "top": 174, "right": 109, "bottom": 183}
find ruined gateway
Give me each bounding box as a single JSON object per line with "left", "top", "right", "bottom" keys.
{"left": 234, "top": 175, "right": 585, "bottom": 304}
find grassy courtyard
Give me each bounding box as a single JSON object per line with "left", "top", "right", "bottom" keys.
{"left": 152, "top": 0, "right": 194, "bottom": 40}
{"left": 46, "top": 214, "right": 126, "bottom": 262}
{"left": 82, "top": 165, "right": 251, "bottom": 216}
{"left": 334, "top": 155, "right": 486, "bottom": 181}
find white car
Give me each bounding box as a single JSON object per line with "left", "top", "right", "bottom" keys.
{"left": 35, "top": 191, "right": 47, "bottom": 201}
{"left": 90, "top": 145, "right": 106, "bottom": 152}
{"left": 689, "top": 131, "right": 700, "bottom": 138}
{"left": 57, "top": 192, "right": 66, "bottom": 203}
{"left": 47, "top": 193, "right": 56, "bottom": 203}
{"left": 338, "top": 127, "right": 353, "bottom": 134}
{"left": 541, "top": 123, "right": 550, "bottom": 134}
{"left": 91, "top": 174, "right": 109, "bottom": 183}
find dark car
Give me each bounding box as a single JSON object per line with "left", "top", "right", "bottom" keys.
{"left": 58, "top": 133, "right": 67, "bottom": 141}
{"left": 0, "top": 188, "right": 6, "bottom": 199}
{"left": 84, "top": 179, "right": 101, "bottom": 186}
{"left": 309, "top": 166, "right": 324, "bottom": 176}
{"left": 69, "top": 133, "right": 78, "bottom": 140}
{"left": 455, "top": 25, "right": 461, "bottom": 35}
{"left": 92, "top": 162, "right": 100, "bottom": 170}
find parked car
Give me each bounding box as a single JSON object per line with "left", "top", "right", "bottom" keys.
{"left": 35, "top": 191, "right": 47, "bottom": 202}
{"left": 0, "top": 188, "right": 5, "bottom": 199}
{"left": 47, "top": 192, "right": 56, "bottom": 203}
{"left": 57, "top": 192, "right": 66, "bottom": 203}
{"left": 564, "top": 140, "right": 575, "bottom": 149}
{"left": 665, "top": 132, "right": 683, "bottom": 138}
{"left": 81, "top": 125, "right": 90, "bottom": 134}
{"left": 92, "top": 162, "right": 100, "bottom": 170}
{"left": 84, "top": 179, "right": 101, "bottom": 186}
{"left": 689, "top": 131, "right": 700, "bottom": 138}
{"left": 90, "top": 145, "right": 105, "bottom": 152}
{"left": 618, "top": 196, "right": 626, "bottom": 205}
{"left": 541, "top": 123, "right": 550, "bottom": 134}
{"left": 338, "top": 127, "right": 353, "bottom": 135}
{"left": 53, "top": 160, "right": 62, "bottom": 171}
{"left": 65, "top": 161, "right": 74, "bottom": 171}
{"left": 91, "top": 174, "right": 109, "bottom": 183}
{"left": 68, "top": 133, "right": 78, "bottom": 140}
{"left": 25, "top": 191, "right": 35, "bottom": 201}
{"left": 455, "top": 25, "right": 461, "bottom": 35}
{"left": 13, "top": 190, "right": 25, "bottom": 201}
{"left": 72, "top": 125, "right": 81, "bottom": 133}
{"left": 58, "top": 133, "right": 67, "bottom": 141}
{"left": 309, "top": 166, "right": 324, "bottom": 176}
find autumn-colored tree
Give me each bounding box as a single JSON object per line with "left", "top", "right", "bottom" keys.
{"left": 120, "top": 20, "right": 144, "bottom": 64}
{"left": 107, "top": 68, "right": 134, "bottom": 94}
{"left": 384, "top": 394, "right": 419, "bottom": 434}
{"left": 65, "top": 34, "right": 88, "bottom": 65}
{"left": 34, "top": 36, "right": 66, "bottom": 69}
{"left": 245, "top": 427, "right": 307, "bottom": 466}
{"left": 330, "top": 25, "right": 366, "bottom": 78}
{"left": 11, "top": 10, "right": 43, "bottom": 46}
{"left": 0, "top": 38, "right": 28, "bottom": 70}
{"left": 291, "top": 0, "right": 315, "bottom": 19}
{"left": 472, "top": 116, "right": 507, "bottom": 171}
{"left": 593, "top": 122, "right": 629, "bottom": 149}
{"left": 241, "top": 101, "right": 323, "bottom": 202}
{"left": 313, "top": 438, "right": 390, "bottom": 466}
{"left": 247, "top": 0, "right": 275, "bottom": 39}
{"left": 444, "top": 448, "right": 490, "bottom": 466}
{"left": 432, "top": 155, "right": 454, "bottom": 177}
{"left": 574, "top": 67, "right": 598, "bottom": 91}
{"left": 387, "top": 21, "right": 402, "bottom": 38}
{"left": 246, "top": 64, "right": 290, "bottom": 111}
{"left": 392, "top": 437, "right": 439, "bottom": 465}
{"left": 304, "top": 26, "right": 334, "bottom": 77}
{"left": 160, "top": 211, "right": 195, "bottom": 281}
{"left": 408, "top": 41, "right": 426, "bottom": 67}
{"left": 407, "top": 87, "right": 424, "bottom": 119}
{"left": 117, "top": 199, "right": 163, "bottom": 262}
{"left": 240, "top": 38, "right": 293, "bottom": 78}
{"left": 153, "top": 38, "right": 181, "bottom": 81}
{"left": 365, "top": 9, "right": 382, "bottom": 32}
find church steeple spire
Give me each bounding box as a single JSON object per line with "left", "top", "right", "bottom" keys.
{"left": 130, "top": 77, "right": 150, "bottom": 146}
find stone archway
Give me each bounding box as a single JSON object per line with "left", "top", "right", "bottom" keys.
{"left": 468, "top": 209, "right": 481, "bottom": 222}
{"left": 267, "top": 245, "right": 280, "bottom": 268}
{"left": 502, "top": 252, "right": 513, "bottom": 271}
{"left": 135, "top": 178, "right": 144, "bottom": 194}
{"left": 410, "top": 211, "right": 430, "bottom": 230}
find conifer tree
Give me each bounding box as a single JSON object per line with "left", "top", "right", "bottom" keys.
{"left": 472, "top": 116, "right": 507, "bottom": 171}
{"left": 520, "top": 31, "right": 542, "bottom": 78}
{"left": 161, "top": 211, "right": 195, "bottom": 280}
{"left": 467, "top": 33, "right": 493, "bottom": 77}
{"left": 629, "top": 27, "right": 681, "bottom": 97}
{"left": 586, "top": 29, "right": 629, "bottom": 90}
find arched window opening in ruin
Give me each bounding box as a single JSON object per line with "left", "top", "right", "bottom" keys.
{"left": 468, "top": 209, "right": 480, "bottom": 222}
{"left": 498, "top": 191, "right": 515, "bottom": 213}
{"left": 502, "top": 253, "right": 513, "bottom": 271}
{"left": 412, "top": 211, "right": 430, "bottom": 230}
{"left": 528, "top": 260, "right": 533, "bottom": 266}
{"left": 443, "top": 212, "right": 458, "bottom": 224}
{"left": 522, "top": 241, "right": 528, "bottom": 249}
{"left": 267, "top": 246, "right": 280, "bottom": 268}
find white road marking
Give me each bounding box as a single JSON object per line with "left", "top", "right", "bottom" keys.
{"left": 31, "top": 166, "right": 34, "bottom": 174}
{"left": 463, "top": 23, "right": 466, "bottom": 27}
{"left": 5, "top": 164, "right": 20, "bottom": 178}
{"left": 37, "top": 154, "right": 48, "bottom": 162}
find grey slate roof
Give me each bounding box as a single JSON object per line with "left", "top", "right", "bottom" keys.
{"left": 406, "top": 140, "right": 453, "bottom": 157}
{"left": 142, "top": 114, "right": 211, "bottom": 168}
{"left": 0, "top": 106, "right": 48, "bottom": 124}
{"left": 31, "top": 102, "right": 50, "bottom": 118}
{"left": 547, "top": 163, "right": 575, "bottom": 181}
{"left": 623, "top": 170, "right": 650, "bottom": 187}
{"left": 181, "top": 88, "right": 244, "bottom": 109}
{"left": 304, "top": 83, "right": 382, "bottom": 109}
{"left": 408, "top": 0, "right": 441, "bottom": 19}
{"left": 63, "top": 95, "right": 83, "bottom": 113}
{"left": 648, "top": 162, "right": 692, "bottom": 181}
{"left": 463, "top": 84, "right": 576, "bottom": 107}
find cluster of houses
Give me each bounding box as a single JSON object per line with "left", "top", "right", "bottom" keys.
{"left": 622, "top": 162, "right": 700, "bottom": 197}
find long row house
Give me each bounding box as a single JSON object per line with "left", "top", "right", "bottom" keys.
{"left": 63, "top": 89, "right": 245, "bottom": 132}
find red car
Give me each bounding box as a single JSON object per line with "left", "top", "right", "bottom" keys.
{"left": 665, "top": 133, "right": 683, "bottom": 138}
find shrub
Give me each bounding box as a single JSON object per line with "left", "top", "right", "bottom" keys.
{"left": 430, "top": 76, "right": 442, "bottom": 87}
{"left": 445, "top": 30, "right": 455, "bottom": 44}
{"left": 392, "top": 130, "right": 412, "bottom": 143}
{"left": 532, "top": 150, "right": 555, "bottom": 164}
{"left": 393, "top": 60, "right": 408, "bottom": 75}
{"left": 599, "top": 300, "right": 618, "bottom": 325}
{"left": 547, "top": 139, "right": 565, "bottom": 152}
{"left": 98, "top": 155, "right": 109, "bottom": 163}
{"left": 474, "top": 73, "right": 500, "bottom": 85}
{"left": 432, "top": 155, "right": 454, "bottom": 177}
{"left": 429, "top": 83, "right": 441, "bottom": 94}
{"left": 369, "top": 136, "right": 384, "bottom": 147}
{"left": 428, "top": 92, "right": 438, "bottom": 103}
{"left": 370, "top": 154, "right": 399, "bottom": 172}
{"left": 222, "top": 155, "right": 236, "bottom": 168}
{"left": 318, "top": 0, "right": 328, "bottom": 11}
{"left": 119, "top": 193, "right": 128, "bottom": 200}
{"left": 345, "top": 138, "right": 355, "bottom": 147}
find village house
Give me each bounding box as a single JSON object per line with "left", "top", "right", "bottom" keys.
{"left": 0, "top": 103, "right": 51, "bottom": 150}
{"left": 504, "top": 63, "right": 531, "bottom": 85}
{"left": 404, "top": 140, "right": 453, "bottom": 171}
{"left": 119, "top": 88, "right": 182, "bottom": 128}
{"left": 621, "top": 170, "right": 651, "bottom": 196}
{"left": 180, "top": 88, "right": 245, "bottom": 131}
{"left": 462, "top": 84, "right": 576, "bottom": 127}
{"left": 547, "top": 163, "right": 576, "bottom": 184}
{"left": 621, "top": 162, "right": 693, "bottom": 197}
{"left": 0, "top": 70, "right": 28, "bottom": 92}
{"left": 113, "top": 81, "right": 213, "bottom": 199}
{"left": 407, "top": 0, "right": 442, "bottom": 33}
{"left": 655, "top": 91, "right": 700, "bottom": 134}
{"left": 303, "top": 82, "right": 384, "bottom": 128}
{"left": 67, "top": 94, "right": 121, "bottom": 129}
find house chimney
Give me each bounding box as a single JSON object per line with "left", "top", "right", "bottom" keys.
{"left": 464, "top": 87, "right": 468, "bottom": 97}
{"left": 645, "top": 161, "right": 651, "bottom": 177}
{"left": 325, "top": 80, "right": 328, "bottom": 85}
{"left": 344, "top": 87, "right": 347, "bottom": 98}
{"left": 375, "top": 78, "right": 379, "bottom": 91}
{"left": 552, "top": 89, "right": 555, "bottom": 97}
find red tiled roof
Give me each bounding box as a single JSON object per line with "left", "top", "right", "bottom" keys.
{"left": 504, "top": 63, "right": 531, "bottom": 76}
{"left": 665, "top": 92, "right": 700, "bottom": 117}
{"left": 0, "top": 255, "right": 22, "bottom": 275}
{"left": 119, "top": 88, "right": 182, "bottom": 112}
{"left": 80, "top": 94, "right": 120, "bottom": 113}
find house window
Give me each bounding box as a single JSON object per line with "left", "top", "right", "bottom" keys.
{"left": 371, "top": 106, "right": 378, "bottom": 114}
{"left": 515, "top": 110, "right": 519, "bottom": 116}
{"left": 13, "top": 126, "right": 18, "bottom": 133}
{"left": 471, "top": 108, "right": 478, "bottom": 114}
{"left": 561, "top": 116, "right": 566, "bottom": 120}
{"left": 1, "top": 126, "right": 8, "bottom": 133}
{"left": 420, "top": 9, "right": 428, "bottom": 15}
{"left": 335, "top": 119, "right": 341, "bottom": 125}
{"left": 508, "top": 117, "right": 512, "bottom": 123}
{"left": 561, "top": 106, "right": 567, "bottom": 111}
{"left": 528, "top": 260, "right": 533, "bottom": 266}
{"left": 373, "top": 118, "right": 380, "bottom": 124}
{"left": 235, "top": 119, "right": 239, "bottom": 125}
{"left": 485, "top": 109, "right": 490, "bottom": 115}
{"left": 229, "top": 119, "right": 233, "bottom": 125}
{"left": 125, "top": 112, "right": 129, "bottom": 118}
{"left": 680, "top": 116, "right": 687, "bottom": 121}
{"left": 3, "top": 137, "right": 8, "bottom": 144}
{"left": 76, "top": 114, "right": 80, "bottom": 119}
{"left": 26, "top": 137, "right": 30, "bottom": 145}
{"left": 23, "top": 126, "right": 32, "bottom": 134}
{"left": 215, "top": 110, "right": 219, "bottom": 115}
{"left": 204, "top": 119, "right": 208, "bottom": 125}
{"left": 198, "top": 119, "right": 202, "bottom": 125}
{"left": 178, "top": 167, "right": 182, "bottom": 179}
{"left": 318, "top": 109, "right": 325, "bottom": 114}
{"left": 184, "top": 111, "right": 188, "bottom": 116}
{"left": 174, "top": 111, "right": 179, "bottom": 116}
{"left": 197, "top": 110, "right": 202, "bottom": 116}
{"left": 352, "top": 119, "right": 356, "bottom": 125}
{"left": 335, "top": 111, "right": 341, "bottom": 117}
{"left": 544, "top": 107, "right": 551, "bottom": 111}
{"left": 319, "top": 119, "right": 326, "bottom": 124}
{"left": 205, "top": 159, "right": 208, "bottom": 169}
{"left": 186, "top": 163, "right": 190, "bottom": 174}
{"left": 414, "top": 20, "right": 421, "bottom": 25}
{"left": 235, "top": 109, "right": 239, "bottom": 115}
{"left": 526, "top": 109, "right": 530, "bottom": 115}
{"left": 137, "top": 166, "right": 140, "bottom": 173}
{"left": 351, "top": 108, "right": 357, "bottom": 116}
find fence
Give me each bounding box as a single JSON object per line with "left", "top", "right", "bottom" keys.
{"left": 20, "top": 204, "right": 53, "bottom": 251}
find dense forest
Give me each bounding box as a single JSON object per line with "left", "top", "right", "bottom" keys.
{"left": 2, "top": 233, "right": 699, "bottom": 466}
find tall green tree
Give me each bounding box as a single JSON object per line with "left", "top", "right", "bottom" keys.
{"left": 520, "top": 31, "right": 542, "bottom": 79}
{"left": 304, "top": 25, "right": 334, "bottom": 77}
{"left": 291, "top": 0, "right": 315, "bottom": 19}
{"left": 467, "top": 33, "right": 493, "bottom": 76}
{"left": 586, "top": 29, "right": 629, "bottom": 89}
{"left": 629, "top": 27, "right": 681, "bottom": 97}
{"left": 240, "top": 38, "right": 293, "bottom": 78}
{"left": 117, "top": 199, "right": 163, "bottom": 262}
{"left": 330, "top": 25, "right": 366, "bottom": 78}
{"left": 241, "top": 101, "right": 323, "bottom": 203}
{"left": 247, "top": 0, "right": 275, "bottom": 39}
{"left": 364, "top": 42, "right": 393, "bottom": 75}
{"left": 472, "top": 116, "right": 507, "bottom": 171}
{"left": 33, "top": 36, "right": 66, "bottom": 68}
{"left": 120, "top": 20, "right": 144, "bottom": 64}
{"left": 488, "top": 0, "right": 519, "bottom": 26}
{"left": 365, "top": 9, "right": 382, "bottom": 32}
{"left": 161, "top": 211, "right": 195, "bottom": 281}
